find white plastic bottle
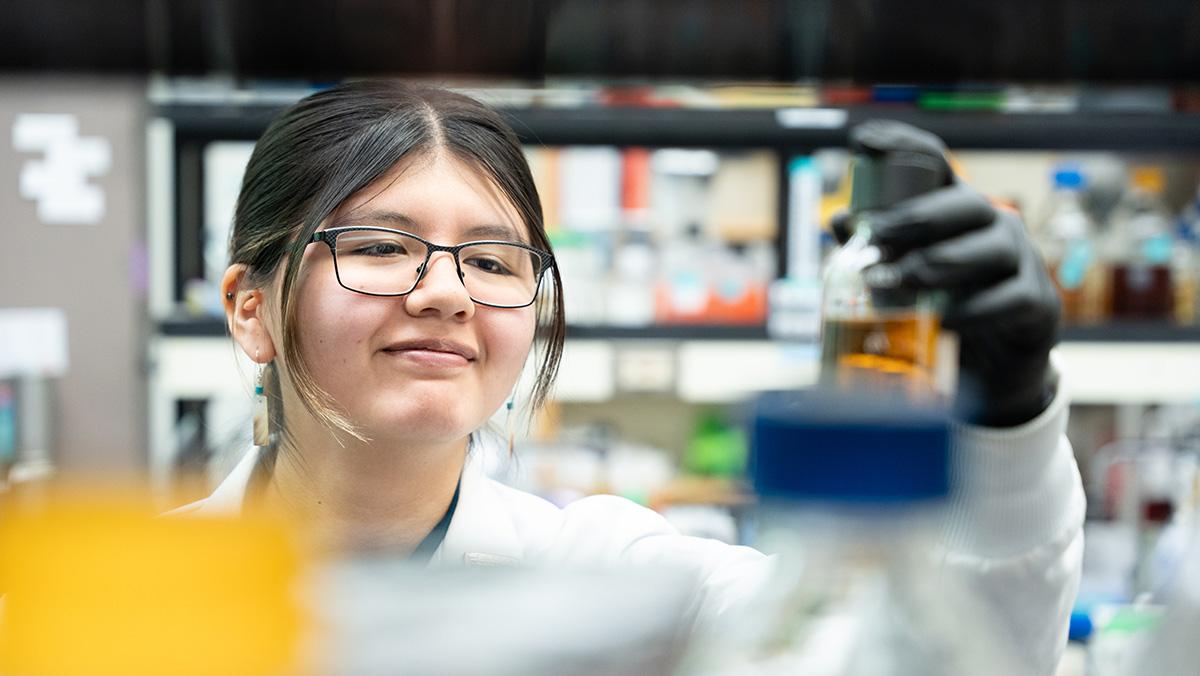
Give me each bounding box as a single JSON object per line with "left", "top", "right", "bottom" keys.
{"left": 1038, "top": 163, "right": 1102, "bottom": 324}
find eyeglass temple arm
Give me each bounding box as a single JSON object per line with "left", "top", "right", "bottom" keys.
{"left": 309, "top": 230, "right": 338, "bottom": 254}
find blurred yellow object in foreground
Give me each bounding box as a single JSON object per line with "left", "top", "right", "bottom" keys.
{"left": 0, "top": 488, "right": 307, "bottom": 675}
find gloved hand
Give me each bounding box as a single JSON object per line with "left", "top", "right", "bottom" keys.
{"left": 832, "top": 120, "right": 1061, "bottom": 427}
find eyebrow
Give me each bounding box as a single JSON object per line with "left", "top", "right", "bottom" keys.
{"left": 329, "top": 210, "right": 528, "bottom": 245}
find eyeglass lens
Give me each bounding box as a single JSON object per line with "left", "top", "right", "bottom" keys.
{"left": 331, "top": 230, "right": 544, "bottom": 306}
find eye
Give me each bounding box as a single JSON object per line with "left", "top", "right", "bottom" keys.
{"left": 348, "top": 240, "right": 409, "bottom": 257}
{"left": 464, "top": 255, "right": 512, "bottom": 275}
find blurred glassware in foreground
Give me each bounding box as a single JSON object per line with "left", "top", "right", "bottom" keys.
{"left": 311, "top": 562, "right": 693, "bottom": 676}
{"left": 689, "top": 390, "right": 1020, "bottom": 675}
{"left": 0, "top": 482, "right": 704, "bottom": 676}
{"left": 0, "top": 489, "right": 307, "bottom": 675}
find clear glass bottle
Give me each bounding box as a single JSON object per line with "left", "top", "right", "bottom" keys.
{"left": 819, "top": 150, "right": 947, "bottom": 400}
{"left": 1108, "top": 167, "right": 1175, "bottom": 320}
{"left": 1173, "top": 185, "right": 1200, "bottom": 325}
{"left": 1038, "top": 163, "right": 1103, "bottom": 324}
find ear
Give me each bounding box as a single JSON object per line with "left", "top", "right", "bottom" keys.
{"left": 221, "top": 264, "right": 277, "bottom": 364}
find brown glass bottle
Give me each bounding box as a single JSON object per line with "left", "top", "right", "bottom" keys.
{"left": 1110, "top": 264, "right": 1173, "bottom": 319}
{"left": 1107, "top": 167, "right": 1175, "bottom": 321}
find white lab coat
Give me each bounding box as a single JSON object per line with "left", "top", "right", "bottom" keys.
{"left": 172, "top": 388, "right": 1085, "bottom": 675}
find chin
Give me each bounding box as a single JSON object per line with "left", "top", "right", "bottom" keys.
{"left": 363, "top": 399, "right": 480, "bottom": 444}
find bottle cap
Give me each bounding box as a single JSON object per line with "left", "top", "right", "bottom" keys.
{"left": 1053, "top": 164, "right": 1086, "bottom": 191}
{"left": 750, "top": 389, "right": 951, "bottom": 504}
{"left": 1068, "top": 610, "right": 1094, "bottom": 642}
{"left": 850, "top": 151, "right": 946, "bottom": 213}
{"left": 1132, "top": 166, "right": 1165, "bottom": 195}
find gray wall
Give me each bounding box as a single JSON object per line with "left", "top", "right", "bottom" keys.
{"left": 0, "top": 76, "right": 146, "bottom": 475}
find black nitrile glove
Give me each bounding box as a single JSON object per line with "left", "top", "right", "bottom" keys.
{"left": 835, "top": 121, "right": 1061, "bottom": 427}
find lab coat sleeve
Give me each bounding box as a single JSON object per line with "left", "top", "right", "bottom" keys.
{"left": 543, "top": 375, "right": 1082, "bottom": 672}
{"left": 547, "top": 493, "right": 772, "bottom": 633}
{"left": 939, "top": 380, "right": 1086, "bottom": 675}
{"left": 642, "top": 380, "right": 1083, "bottom": 672}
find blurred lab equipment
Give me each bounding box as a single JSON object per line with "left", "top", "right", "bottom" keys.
{"left": 691, "top": 389, "right": 1022, "bottom": 675}
{"left": 1115, "top": 513, "right": 1200, "bottom": 676}
{"left": 1105, "top": 167, "right": 1175, "bottom": 320}
{"left": 1038, "top": 163, "right": 1104, "bottom": 324}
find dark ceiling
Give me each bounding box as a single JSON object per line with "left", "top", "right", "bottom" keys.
{"left": 2, "top": 0, "right": 1198, "bottom": 83}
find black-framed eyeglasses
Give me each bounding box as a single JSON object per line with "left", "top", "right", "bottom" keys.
{"left": 309, "top": 226, "right": 554, "bottom": 309}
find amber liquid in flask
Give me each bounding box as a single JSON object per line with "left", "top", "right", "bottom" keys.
{"left": 820, "top": 310, "right": 940, "bottom": 398}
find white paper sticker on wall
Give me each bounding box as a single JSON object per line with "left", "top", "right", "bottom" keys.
{"left": 0, "top": 308, "right": 69, "bottom": 378}
{"left": 12, "top": 113, "right": 112, "bottom": 225}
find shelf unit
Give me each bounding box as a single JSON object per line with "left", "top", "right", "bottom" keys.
{"left": 145, "top": 88, "right": 1200, "bottom": 489}
{"left": 150, "top": 94, "right": 1200, "bottom": 333}
{"left": 155, "top": 101, "right": 1200, "bottom": 150}
{"left": 158, "top": 315, "right": 1200, "bottom": 343}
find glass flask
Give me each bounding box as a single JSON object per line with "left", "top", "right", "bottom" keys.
{"left": 819, "top": 147, "right": 948, "bottom": 400}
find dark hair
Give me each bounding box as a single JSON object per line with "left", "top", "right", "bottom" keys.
{"left": 229, "top": 81, "right": 564, "bottom": 443}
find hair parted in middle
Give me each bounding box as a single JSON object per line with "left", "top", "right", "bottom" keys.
{"left": 227, "top": 80, "right": 564, "bottom": 448}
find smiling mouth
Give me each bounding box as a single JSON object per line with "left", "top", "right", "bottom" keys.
{"left": 381, "top": 349, "right": 473, "bottom": 373}
{"left": 380, "top": 339, "right": 478, "bottom": 365}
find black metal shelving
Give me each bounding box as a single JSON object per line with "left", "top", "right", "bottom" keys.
{"left": 158, "top": 315, "right": 1200, "bottom": 343}
{"left": 157, "top": 316, "right": 768, "bottom": 341}
{"left": 156, "top": 97, "right": 1200, "bottom": 345}
{"left": 159, "top": 101, "right": 1200, "bottom": 152}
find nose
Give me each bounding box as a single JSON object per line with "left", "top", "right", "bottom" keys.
{"left": 404, "top": 251, "right": 475, "bottom": 320}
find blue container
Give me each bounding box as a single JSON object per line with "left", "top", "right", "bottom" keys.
{"left": 750, "top": 389, "right": 951, "bottom": 505}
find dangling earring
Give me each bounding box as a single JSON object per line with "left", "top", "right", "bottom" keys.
{"left": 505, "top": 395, "right": 516, "bottom": 457}
{"left": 253, "top": 349, "right": 270, "bottom": 447}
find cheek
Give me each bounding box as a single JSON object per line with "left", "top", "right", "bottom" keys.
{"left": 481, "top": 309, "right": 537, "bottom": 381}
{"left": 294, "top": 273, "right": 378, "bottom": 374}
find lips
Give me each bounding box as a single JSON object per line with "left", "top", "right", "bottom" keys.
{"left": 381, "top": 338, "right": 478, "bottom": 361}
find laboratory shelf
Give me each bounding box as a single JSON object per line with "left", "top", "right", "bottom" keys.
{"left": 147, "top": 331, "right": 1200, "bottom": 411}
{"left": 159, "top": 315, "right": 1200, "bottom": 344}
{"left": 157, "top": 316, "right": 770, "bottom": 341}
{"left": 1059, "top": 323, "right": 1200, "bottom": 343}
{"left": 505, "top": 106, "right": 1200, "bottom": 151}
{"left": 1055, "top": 341, "right": 1200, "bottom": 405}
{"left": 566, "top": 324, "right": 769, "bottom": 341}
{"left": 159, "top": 316, "right": 228, "bottom": 337}
{"left": 156, "top": 100, "right": 1200, "bottom": 152}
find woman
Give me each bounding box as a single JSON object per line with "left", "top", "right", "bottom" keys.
{"left": 173, "top": 81, "right": 1084, "bottom": 673}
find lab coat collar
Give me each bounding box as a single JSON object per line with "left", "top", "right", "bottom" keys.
{"left": 190, "top": 444, "right": 263, "bottom": 517}
{"left": 187, "top": 446, "right": 525, "bottom": 567}
{"left": 431, "top": 451, "right": 524, "bottom": 568}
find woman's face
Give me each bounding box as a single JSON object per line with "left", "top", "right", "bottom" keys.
{"left": 286, "top": 151, "right": 537, "bottom": 445}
